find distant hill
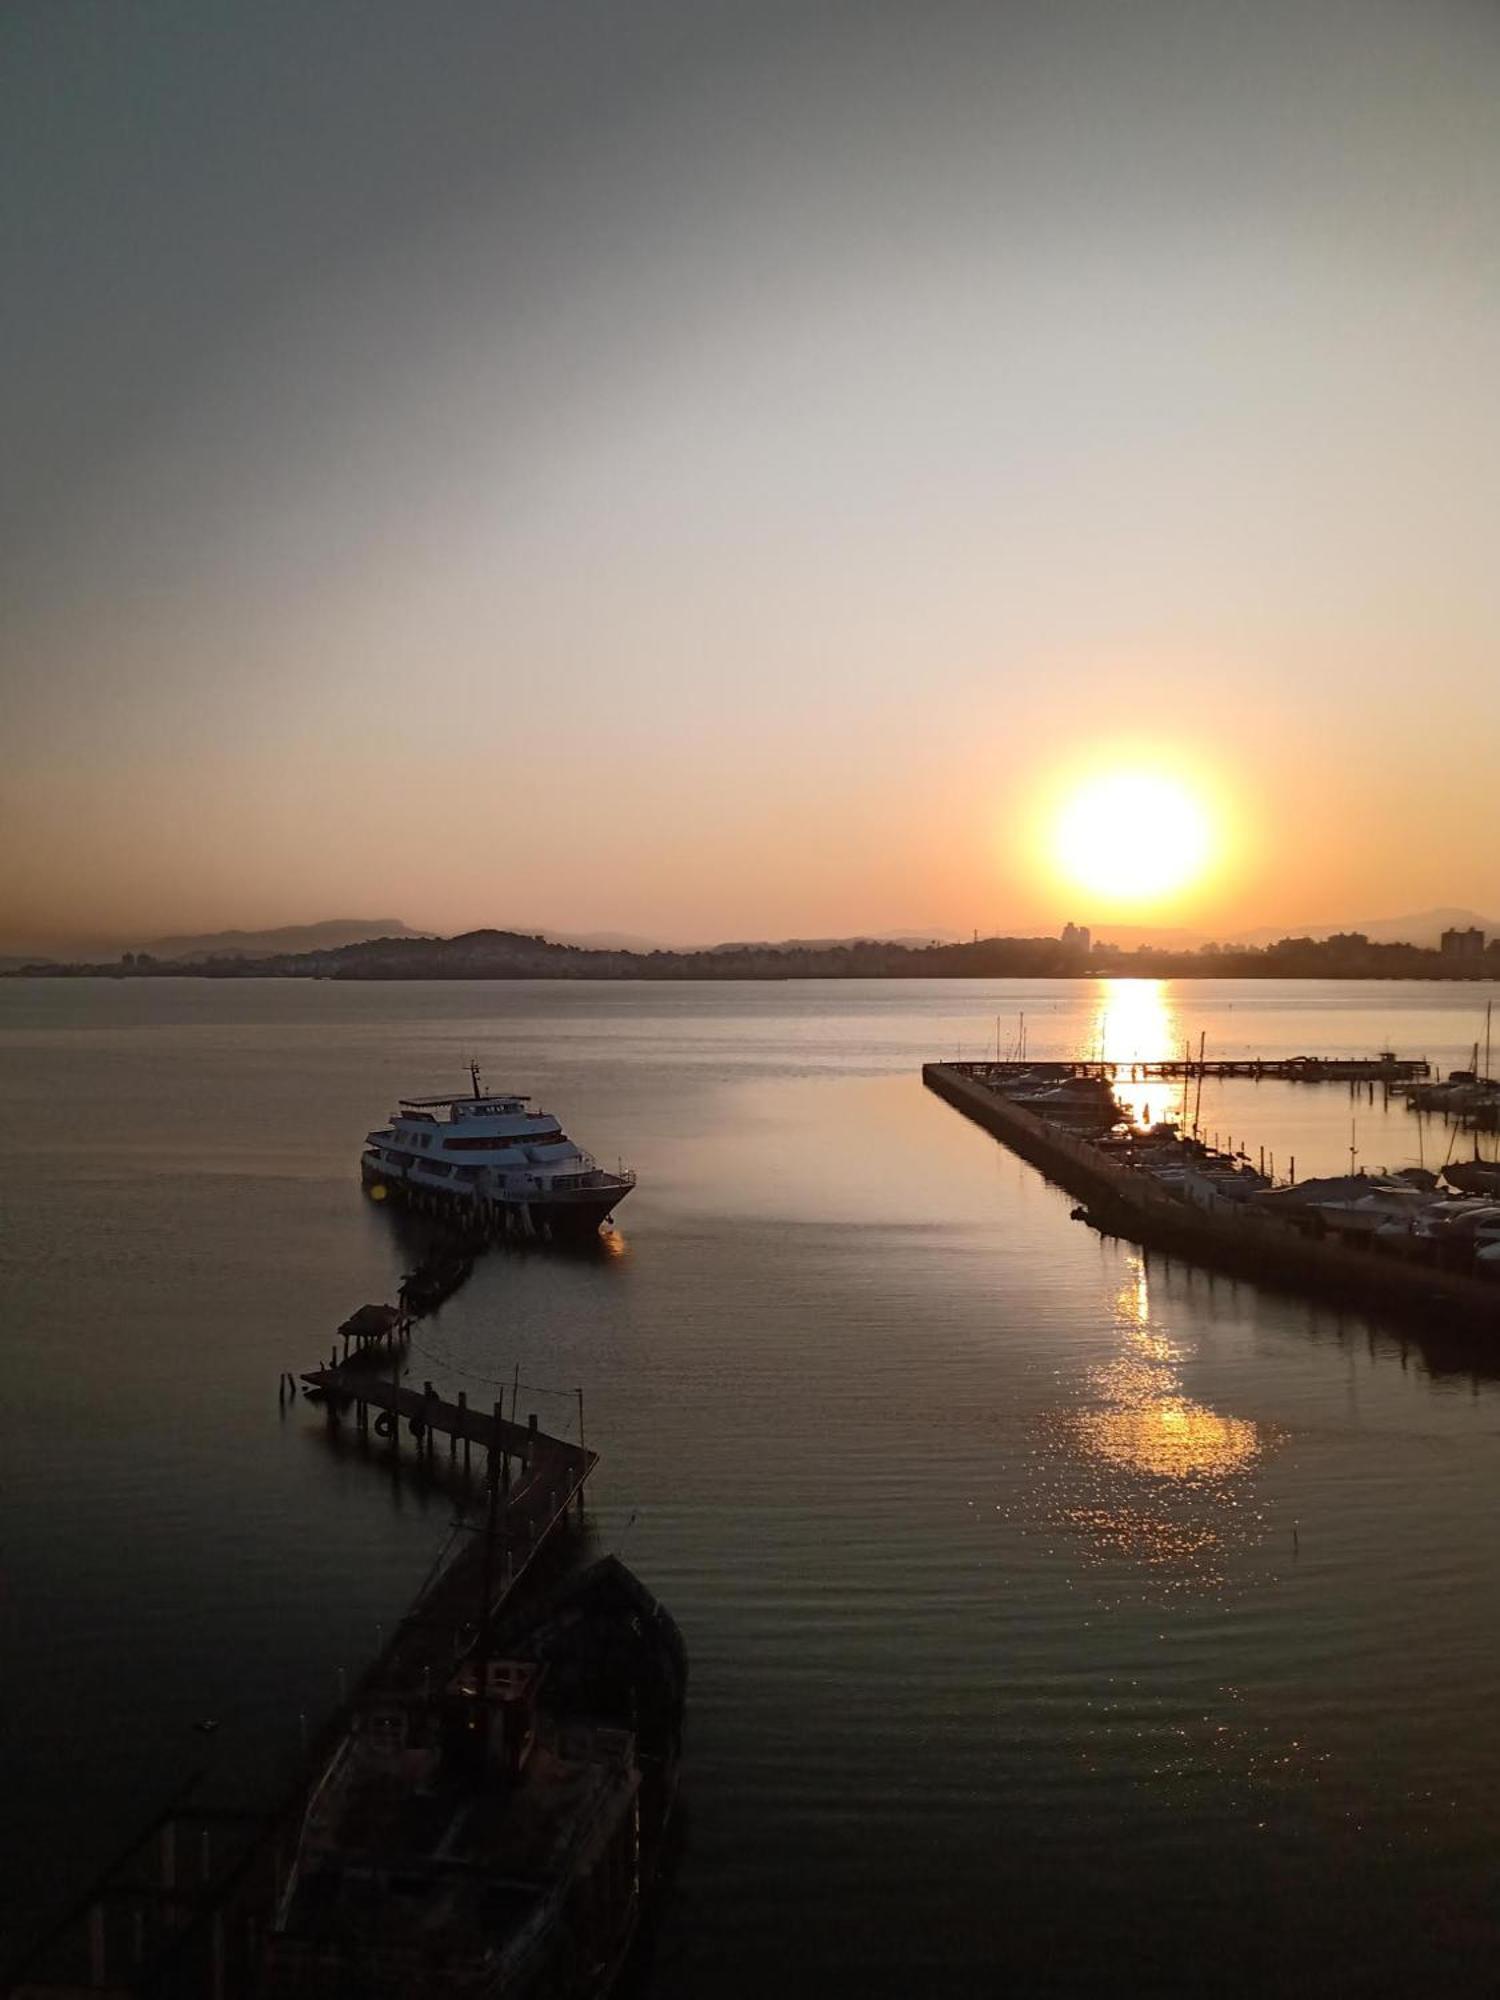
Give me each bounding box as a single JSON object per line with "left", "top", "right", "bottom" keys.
{"left": 535, "top": 929, "right": 672, "bottom": 953}
{"left": 14, "top": 912, "right": 1500, "bottom": 983}
{"left": 539, "top": 928, "right": 961, "bottom": 952}
{"left": 264, "top": 927, "right": 1071, "bottom": 981}
{"left": 704, "top": 931, "right": 958, "bottom": 953}
{"left": 145, "top": 918, "right": 428, "bottom": 961}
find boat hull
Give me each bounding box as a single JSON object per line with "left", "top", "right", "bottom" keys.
{"left": 362, "top": 1154, "right": 632, "bottom": 1239}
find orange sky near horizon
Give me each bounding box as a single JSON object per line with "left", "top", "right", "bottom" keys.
{"left": 4, "top": 1, "right": 1499, "bottom": 955}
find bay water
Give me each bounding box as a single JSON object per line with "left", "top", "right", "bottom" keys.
{"left": 4, "top": 977, "right": 1500, "bottom": 1994}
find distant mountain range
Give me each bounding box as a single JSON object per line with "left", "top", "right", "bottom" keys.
{"left": 20, "top": 918, "right": 1500, "bottom": 986}
{"left": 140, "top": 918, "right": 429, "bottom": 960}
{"left": 11, "top": 905, "right": 1499, "bottom": 970}
{"left": 702, "top": 931, "right": 955, "bottom": 953}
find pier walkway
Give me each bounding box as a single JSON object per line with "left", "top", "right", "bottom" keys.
{"left": 301, "top": 1361, "right": 592, "bottom": 1481}
{"left": 954, "top": 1054, "right": 1429, "bottom": 1084}
{"left": 924, "top": 1062, "right": 1500, "bottom": 1335}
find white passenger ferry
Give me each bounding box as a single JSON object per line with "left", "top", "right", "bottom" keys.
{"left": 361, "top": 1063, "right": 634, "bottom": 1238}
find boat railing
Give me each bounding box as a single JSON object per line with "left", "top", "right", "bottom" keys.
{"left": 475, "top": 1164, "right": 637, "bottom": 1197}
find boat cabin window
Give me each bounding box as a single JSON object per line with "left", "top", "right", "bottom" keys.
{"left": 444, "top": 1131, "right": 565, "bottom": 1151}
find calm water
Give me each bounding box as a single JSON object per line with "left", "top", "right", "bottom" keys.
{"left": 5, "top": 976, "right": 1500, "bottom": 1995}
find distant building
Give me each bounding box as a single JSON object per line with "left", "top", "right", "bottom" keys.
{"left": 1061, "top": 921, "right": 1091, "bottom": 956}
{"left": 1441, "top": 927, "right": 1485, "bottom": 959}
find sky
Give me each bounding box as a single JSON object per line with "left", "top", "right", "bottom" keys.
{"left": 3, "top": 0, "right": 1499, "bottom": 953}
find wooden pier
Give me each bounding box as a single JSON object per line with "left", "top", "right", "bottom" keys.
{"left": 301, "top": 1360, "right": 593, "bottom": 1491}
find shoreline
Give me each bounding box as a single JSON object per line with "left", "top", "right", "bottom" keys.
{"left": 9, "top": 967, "right": 1500, "bottom": 985}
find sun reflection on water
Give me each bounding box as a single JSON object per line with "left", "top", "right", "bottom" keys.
{"left": 1078, "top": 1270, "right": 1259, "bottom": 1482}
{"left": 1085, "top": 978, "right": 1186, "bottom": 1132}
{"left": 1041, "top": 1257, "right": 1276, "bottom": 1584}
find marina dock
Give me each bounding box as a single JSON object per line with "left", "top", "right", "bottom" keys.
{"left": 924, "top": 1061, "right": 1500, "bottom": 1335}
{"left": 959, "top": 1054, "right": 1430, "bottom": 1084}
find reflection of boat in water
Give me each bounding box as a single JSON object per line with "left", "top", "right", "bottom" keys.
{"left": 265, "top": 1555, "right": 687, "bottom": 1999}
{"left": 363, "top": 1064, "right": 635, "bottom": 1241}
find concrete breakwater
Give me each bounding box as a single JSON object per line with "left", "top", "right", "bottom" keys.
{"left": 923, "top": 1062, "right": 1500, "bottom": 1337}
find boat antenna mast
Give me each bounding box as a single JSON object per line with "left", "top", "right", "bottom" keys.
{"left": 469, "top": 1057, "right": 484, "bottom": 1101}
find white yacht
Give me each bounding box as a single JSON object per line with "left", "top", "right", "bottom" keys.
{"left": 362, "top": 1063, "right": 634, "bottom": 1238}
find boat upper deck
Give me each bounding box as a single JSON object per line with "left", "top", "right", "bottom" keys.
{"left": 399, "top": 1093, "right": 531, "bottom": 1115}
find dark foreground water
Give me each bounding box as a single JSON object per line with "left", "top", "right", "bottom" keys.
{"left": 5, "top": 977, "right": 1500, "bottom": 1995}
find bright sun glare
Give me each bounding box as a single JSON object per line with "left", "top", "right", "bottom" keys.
{"left": 1053, "top": 771, "right": 1212, "bottom": 905}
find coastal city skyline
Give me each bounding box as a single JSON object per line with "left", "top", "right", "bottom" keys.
{"left": 5, "top": 0, "right": 1500, "bottom": 956}
{"left": 13, "top": 900, "right": 1500, "bottom": 968}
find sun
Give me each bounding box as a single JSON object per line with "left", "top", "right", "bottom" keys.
{"left": 1052, "top": 770, "right": 1213, "bottom": 906}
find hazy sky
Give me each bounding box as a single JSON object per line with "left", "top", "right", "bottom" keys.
{"left": 4, "top": 0, "right": 1498, "bottom": 951}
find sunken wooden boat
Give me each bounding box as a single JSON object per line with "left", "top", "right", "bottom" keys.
{"left": 399, "top": 1241, "right": 479, "bottom": 1316}
{"left": 261, "top": 1555, "right": 686, "bottom": 1999}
